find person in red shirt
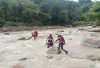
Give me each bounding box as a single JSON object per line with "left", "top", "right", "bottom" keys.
{"left": 31, "top": 30, "right": 38, "bottom": 39}
{"left": 46, "top": 34, "right": 54, "bottom": 48}
{"left": 56, "top": 35, "right": 68, "bottom": 55}
{"left": 34, "top": 30, "right": 38, "bottom": 37}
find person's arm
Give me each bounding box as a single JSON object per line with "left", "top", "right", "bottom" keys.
{"left": 46, "top": 37, "right": 49, "bottom": 42}
{"left": 56, "top": 38, "right": 59, "bottom": 41}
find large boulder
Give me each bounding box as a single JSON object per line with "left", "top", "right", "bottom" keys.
{"left": 18, "top": 37, "right": 26, "bottom": 40}
{"left": 47, "top": 47, "right": 61, "bottom": 54}
{"left": 87, "top": 55, "right": 100, "bottom": 61}
{"left": 82, "top": 36, "right": 100, "bottom": 48}
{"left": 18, "top": 37, "right": 31, "bottom": 40}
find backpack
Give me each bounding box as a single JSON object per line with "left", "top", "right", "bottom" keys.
{"left": 35, "top": 31, "right": 38, "bottom": 36}
{"left": 61, "top": 37, "right": 65, "bottom": 43}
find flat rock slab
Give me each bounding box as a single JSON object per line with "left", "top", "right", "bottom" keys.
{"left": 88, "top": 28, "right": 100, "bottom": 32}
{"left": 87, "top": 55, "right": 100, "bottom": 61}
{"left": 82, "top": 36, "right": 100, "bottom": 48}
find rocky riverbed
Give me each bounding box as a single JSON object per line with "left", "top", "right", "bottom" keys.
{"left": 0, "top": 27, "right": 100, "bottom": 68}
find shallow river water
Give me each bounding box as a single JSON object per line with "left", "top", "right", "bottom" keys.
{"left": 0, "top": 27, "right": 100, "bottom": 68}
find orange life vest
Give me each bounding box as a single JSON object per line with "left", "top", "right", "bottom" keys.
{"left": 31, "top": 32, "right": 36, "bottom": 36}
{"left": 48, "top": 37, "right": 53, "bottom": 40}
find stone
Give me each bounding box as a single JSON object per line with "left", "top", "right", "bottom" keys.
{"left": 61, "top": 30, "right": 64, "bottom": 32}
{"left": 87, "top": 55, "right": 100, "bottom": 61}
{"left": 18, "top": 37, "right": 26, "bottom": 40}
{"left": 88, "top": 28, "right": 100, "bottom": 32}
{"left": 19, "top": 58, "right": 27, "bottom": 61}
{"left": 47, "top": 47, "right": 61, "bottom": 54}
{"left": 82, "top": 36, "right": 100, "bottom": 48}
{"left": 46, "top": 55, "right": 53, "bottom": 59}
{"left": 56, "top": 47, "right": 61, "bottom": 54}
{"left": 4, "top": 32, "right": 10, "bottom": 35}
{"left": 13, "top": 65, "right": 24, "bottom": 68}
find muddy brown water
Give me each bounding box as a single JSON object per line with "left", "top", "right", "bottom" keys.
{"left": 0, "top": 28, "right": 100, "bottom": 68}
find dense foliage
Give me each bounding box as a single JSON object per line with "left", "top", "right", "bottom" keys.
{"left": 85, "top": 2, "right": 100, "bottom": 25}
{"left": 0, "top": 0, "right": 99, "bottom": 27}
{"left": 79, "top": 0, "right": 91, "bottom": 3}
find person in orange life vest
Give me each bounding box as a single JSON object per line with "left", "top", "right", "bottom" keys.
{"left": 34, "top": 30, "right": 38, "bottom": 37}
{"left": 31, "top": 30, "right": 38, "bottom": 39}
{"left": 56, "top": 35, "right": 68, "bottom": 55}
{"left": 46, "top": 34, "right": 54, "bottom": 48}
{"left": 31, "top": 32, "right": 36, "bottom": 39}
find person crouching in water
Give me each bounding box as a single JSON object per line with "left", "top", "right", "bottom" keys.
{"left": 46, "top": 34, "right": 54, "bottom": 48}
{"left": 56, "top": 35, "right": 68, "bottom": 55}
{"left": 31, "top": 30, "right": 38, "bottom": 40}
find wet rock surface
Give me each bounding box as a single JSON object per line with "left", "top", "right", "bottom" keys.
{"left": 0, "top": 27, "right": 100, "bottom": 68}
{"left": 4, "top": 32, "right": 10, "bottom": 35}
{"left": 46, "top": 55, "right": 53, "bottom": 59}
{"left": 19, "top": 58, "right": 27, "bottom": 61}
{"left": 13, "top": 65, "right": 24, "bottom": 68}
{"left": 78, "top": 26, "right": 100, "bottom": 32}
{"left": 82, "top": 36, "right": 100, "bottom": 48}
{"left": 87, "top": 55, "right": 100, "bottom": 61}
{"left": 88, "top": 28, "right": 100, "bottom": 32}
{"left": 47, "top": 47, "right": 61, "bottom": 54}
{"left": 18, "top": 37, "right": 26, "bottom": 40}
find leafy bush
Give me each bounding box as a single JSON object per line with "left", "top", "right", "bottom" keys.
{"left": 5, "top": 21, "right": 18, "bottom": 26}
{"left": 72, "top": 21, "right": 95, "bottom": 26}
{"left": 0, "top": 18, "right": 6, "bottom": 27}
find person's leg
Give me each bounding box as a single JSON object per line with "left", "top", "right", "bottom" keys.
{"left": 52, "top": 41, "right": 54, "bottom": 47}
{"left": 34, "top": 36, "right": 36, "bottom": 39}
{"left": 58, "top": 43, "right": 61, "bottom": 49}
{"left": 47, "top": 45, "right": 50, "bottom": 48}
{"left": 47, "top": 42, "right": 50, "bottom": 48}
{"left": 49, "top": 40, "right": 53, "bottom": 47}
{"left": 61, "top": 43, "right": 68, "bottom": 54}
{"left": 47, "top": 41, "right": 50, "bottom": 48}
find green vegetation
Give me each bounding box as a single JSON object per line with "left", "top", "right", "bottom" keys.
{"left": 72, "top": 21, "right": 95, "bottom": 26}
{"left": 85, "top": 2, "right": 100, "bottom": 25}
{"left": 0, "top": 0, "right": 100, "bottom": 27}
{"left": 0, "top": 18, "right": 5, "bottom": 27}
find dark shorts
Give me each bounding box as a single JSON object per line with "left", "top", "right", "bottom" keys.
{"left": 48, "top": 40, "right": 53, "bottom": 46}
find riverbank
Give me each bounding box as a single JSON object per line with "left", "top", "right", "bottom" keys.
{"left": 0, "top": 26, "right": 65, "bottom": 32}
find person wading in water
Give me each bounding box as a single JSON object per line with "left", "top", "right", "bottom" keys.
{"left": 46, "top": 34, "right": 54, "bottom": 48}
{"left": 31, "top": 30, "right": 38, "bottom": 40}
{"left": 56, "top": 35, "right": 68, "bottom": 55}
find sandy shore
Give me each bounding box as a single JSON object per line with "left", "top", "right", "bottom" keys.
{"left": 0, "top": 27, "right": 100, "bottom": 68}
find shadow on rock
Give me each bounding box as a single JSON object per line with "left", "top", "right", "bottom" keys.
{"left": 47, "top": 47, "right": 61, "bottom": 54}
